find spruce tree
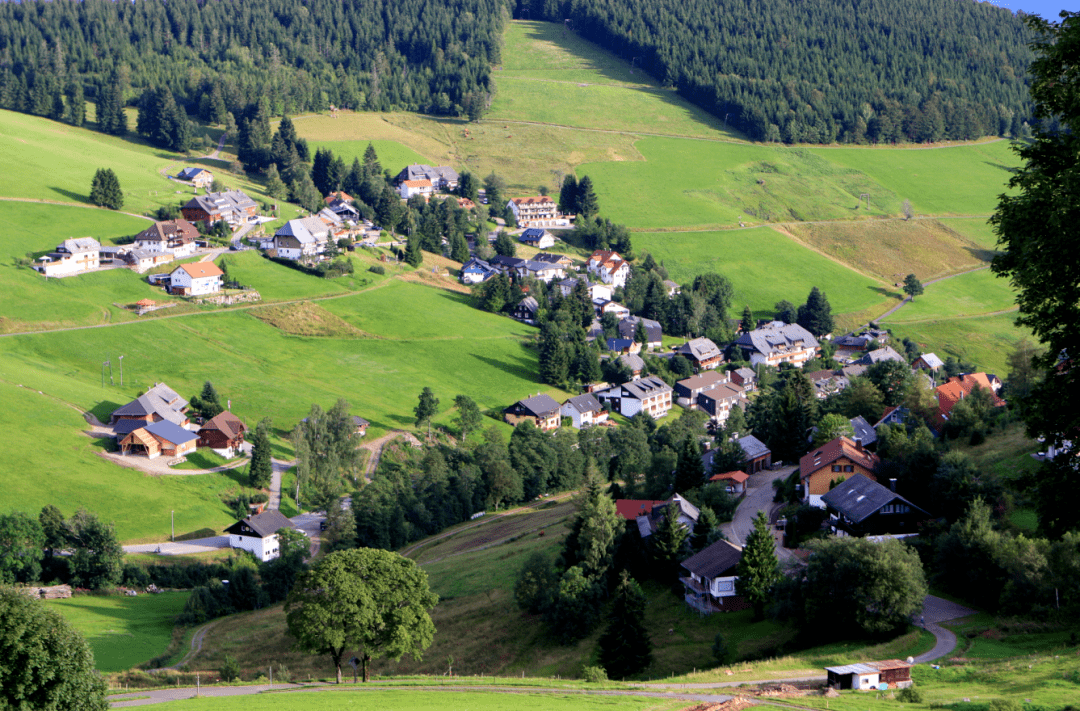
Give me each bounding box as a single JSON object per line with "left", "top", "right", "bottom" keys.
{"left": 264, "top": 164, "right": 289, "bottom": 200}
{"left": 405, "top": 237, "right": 423, "bottom": 267}
{"left": 796, "top": 286, "right": 834, "bottom": 336}
{"left": 736, "top": 511, "right": 781, "bottom": 619}
{"left": 66, "top": 81, "right": 85, "bottom": 127}
{"left": 576, "top": 175, "right": 599, "bottom": 219}
{"left": 449, "top": 232, "right": 470, "bottom": 263}
{"left": 414, "top": 387, "right": 439, "bottom": 440}
{"left": 249, "top": 418, "right": 273, "bottom": 489}
{"left": 88, "top": 168, "right": 123, "bottom": 210}
{"left": 674, "top": 434, "right": 704, "bottom": 493}
{"left": 741, "top": 304, "right": 754, "bottom": 331}
{"left": 493, "top": 231, "right": 516, "bottom": 257}
{"left": 597, "top": 571, "right": 653, "bottom": 679}
{"left": 289, "top": 172, "right": 322, "bottom": 213}
{"left": 362, "top": 143, "right": 382, "bottom": 180}
{"left": 558, "top": 174, "right": 579, "bottom": 215}
{"left": 651, "top": 499, "right": 689, "bottom": 578}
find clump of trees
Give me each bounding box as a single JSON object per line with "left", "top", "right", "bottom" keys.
{"left": 292, "top": 399, "right": 365, "bottom": 513}
{"left": 89, "top": 168, "right": 123, "bottom": 210}
{"left": 0, "top": 506, "right": 123, "bottom": 590}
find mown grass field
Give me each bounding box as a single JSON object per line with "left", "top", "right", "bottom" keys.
{"left": 633, "top": 227, "right": 894, "bottom": 320}
{"left": 883, "top": 269, "right": 1017, "bottom": 323}
{"left": 308, "top": 139, "right": 430, "bottom": 177}
{"left": 47, "top": 592, "right": 189, "bottom": 672}
{"left": 884, "top": 312, "right": 1029, "bottom": 375}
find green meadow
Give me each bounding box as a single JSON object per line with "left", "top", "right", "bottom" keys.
{"left": 884, "top": 269, "right": 1018, "bottom": 323}
{"left": 48, "top": 592, "right": 189, "bottom": 672}
{"left": 634, "top": 227, "right": 893, "bottom": 318}
{"left": 308, "top": 139, "right": 430, "bottom": 175}
{"left": 884, "top": 312, "right": 1028, "bottom": 375}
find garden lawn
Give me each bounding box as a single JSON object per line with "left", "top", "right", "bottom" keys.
{"left": 882, "top": 268, "right": 1017, "bottom": 323}
{"left": 144, "top": 690, "right": 688, "bottom": 711}
{"left": 809, "top": 140, "right": 1018, "bottom": 216}
{"left": 884, "top": 312, "right": 1030, "bottom": 375}
{"left": 0, "top": 381, "right": 259, "bottom": 542}
{"left": 0, "top": 109, "right": 275, "bottom": 216}
{"left": 634, "top": 227, "right": 892, "bottom": 317}
{"left": 47, "top": 592, "right": 189, "bottom": 672}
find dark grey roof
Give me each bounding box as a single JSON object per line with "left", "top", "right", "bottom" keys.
{"left": 462, "top": 257, "right": 492, "bottom": 271}
{"left": 515, "top": 296, "right": 539, "bottom": 314}
{"left": 850, "top": 416, "right": 877, "bottom": 447}
{"left": 621, "top": 375, "right": 672, "bottom": 399}
{"left": 523, "top": 260, "right": 560, "bottom": 273}
{"left": 226, "top": 510, "right": 295, "bottom": 538}
{"left": 676, "top": 337, "right": 721, "bottom": 361}
{"left": 856, "top": 346, "right": 906, "bottom": 365}
{"left": 512, "top": 393, "right": 561, "bottom": 418}
{"left": 351, "top": 415, "right": 370, "bottom": 427}
{"left": 619, "top": 353, "right": 645, "bottom": 372}
{"left": 519, "top": 228, "right": 550, "bottom": 242}
{"left": 563, "top": 393, "right": 602, "bottom": 414}
{"left": 607, "top": 338, "right": 634, "bottom": 351}
{"left": 534, "top": 253, "right": 567, "bottom": 264}
{"left": 618, "top": 316, "right": 663, "bottom": 343}
{"left": 111, "top": 383, "right": 188, "bottom": 426}
{"left": 821, "top": 474, "right": 927, "bottom": 523}
{"left": 681, "top": 539, "right": 742, "bottom": 579}
{"left": 736, "top": 322, "right": 819, "bottom": 357}
{"left": 490, "top": 255, "right": 525, "bottom": 268}
{"left": 738, "top": 434, "right": 770, "bottom": 460}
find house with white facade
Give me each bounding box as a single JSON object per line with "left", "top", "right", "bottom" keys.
{"left": 680, "top": 540, "right": 744, "bottom": 614}
{"left": 460, "top": 257, "right": 495, "bottom": 284}
{"left": 520, "top": 260, "right": 565, "bottom": 283}
{"left": 225, "top": 510, "right": 296, "bottom": 562}
{"left": 507, "top": 196, "right": 571, "bottom": 228}
{"left": 176, "top": 166, "right": 214, "bottom": 188}
{"left": 395, "top": 164, "right": 459, "bottom": 191}
{"left": 519, "top": 228, "right": 556, "bottom": 249}
{"left": 272, "top": 217, "right": 330, "bottom": 260}
{"left": 36, "top": 237, "right": 101, "bottom": 277}
{"left": 169, "top": 262, "right": 223, "bottom": 296}
{"left": 561, "top": 394, "right": 609, "bottom": 429}
{"left": 735, "top": 321, "right": 820, "bottom": 368}
{"left": 398, "top": 179, "right": 434, "bottom": 199}
{"left": 586, "top": 250, "right": 630, "bottom": 288}
{"left": 133, "top": 219, "right": 199, "bottom": 257}
{"left": 597, "top": 375, "right": 673, "bottom": 418}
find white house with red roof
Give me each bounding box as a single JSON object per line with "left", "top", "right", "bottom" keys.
{"left": 398, "top": 179, "right": 434, "bottom": 199}
{"left": 587, "top": 250, "right": 631, "bottom": 288}
{"left": 169, "top": 262, "right": 223, "bottom": 296}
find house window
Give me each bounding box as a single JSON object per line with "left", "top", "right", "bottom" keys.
{"left": 832, "top": 465, "right": 842, "bottom": 472}
{"left": 843, "top": 465, "right": 854, "bottom": 472}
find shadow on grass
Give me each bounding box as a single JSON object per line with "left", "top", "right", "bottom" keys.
{"left": 964, "top": 246, "right": 999, "bottom": 263}
{"left": 868, "top": 285, "right": 904, "bottom": 300}
{"left": 90, "top": 400, "right": 122, "bottom": 423}
{"left": 48, "top": 186, "right": 88, "bottom": 203}
{"left": 472, "top": 353, "right": 541, "bottom": 383}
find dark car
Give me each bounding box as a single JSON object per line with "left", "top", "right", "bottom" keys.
{"left": 319, "top": 520, "right": 328, "bottom": 531}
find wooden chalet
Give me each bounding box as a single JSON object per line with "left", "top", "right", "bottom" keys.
{"left": 197, "top": 411, "right": 248, "bottom": 455}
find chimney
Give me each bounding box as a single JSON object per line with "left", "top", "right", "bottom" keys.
{"left": 889, "top": 478, "right": 897, "bottom": 492}
{"left": 854, "top": 437, "right": 864, "bottom": 451}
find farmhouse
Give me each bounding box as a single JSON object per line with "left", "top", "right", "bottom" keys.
{"left": 618, "top": 316, "right": 663, "bottom": 350}
{"left": 800, "top": 436, "right": 880, "bottom": 508}
{"left": 395, "top": 164, "right": 459, "bottom": 191}
{"left": 351, "top": 416, "right": 370, "bottom": 436}
{"left": 674, "top": 337, "right": 723, "bottom": 371}
{"left": 133, "top": 219, "right": 199, "bottom": 257}
{"left": 561, "top": 394, "right": 608, "bottom": 429}
{"left": 504, "top": 393, "right": 562, "bottom": 431}
{"left": 110, "top": 382, "right": 190, "bottom": 436}
{"left": 507, "top": 196, "right": 569, "bottom": 228}
{"left": 273, "top": 217, "right": 331, "bottom": 260}
{"left": 181, "top": 190, "right": 258, "bottom": 228}
{"left": 822, "top": 474, "right": 929, "bottom": 537}
{"left": 176, "top": 166, "right": 213, "bottom": 188}
{"left": 225, "top": 510, "right": 296, "bottom": 562}
{"left": 169, "top": 262, "right": 223, "bottom": 296}
{"left": 119, "top": 420, "right": 198, "bottom": 459}
{"left": 197, "top": 411, "right": 248, "bottom": 457}
{"left": 596, "top": 375, "right": 673, "bottom": 419}
{"left": 519, "top": 228, "right": 556, "bottom": 249}
{"left": 520, "top": 260, "right": 565, "bottom": 283}
{"left": 511, "top": 295, "right": 540, "bottom": 323}
{"left": 680, "top": 539, "right": 745, "bottom": 614}
{"left": 735, "top": 321, "right": 820, "bottom": 368}
{"left": 398, "top": 179, "right": 434, "bottom": 199}
{"left": 586, "top": 250, "right": 630, "bottom": 288}
{"left": 36, "top": 237, "right": 101, "bottom": 277}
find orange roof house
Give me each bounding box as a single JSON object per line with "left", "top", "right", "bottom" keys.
{"left": 934, "top": 373, "right": 1006, "bottom": 428}
{"left": 615, "top": 499, "right": 667, "bottom": 521}
{"left": 709, "top": 470, "right": 750, "bottom": 493}
{"left": 800, "top": 437, "right": 880, "bottom": 508}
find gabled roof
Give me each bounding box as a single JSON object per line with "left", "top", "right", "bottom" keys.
{"left": 519, "top": 228, "right": 551, "bottom": 242}
{"left": 916, "top": 353, "right": 945, "bottom": 369}
{"left": 462, "top": 257, "right": 492, "bottom": 272}
{"left": 681, "top": 539, "right": 743, "bottom": 579}
{"left": 225, "top": 510, "right": 295, "bottom": 538}
{"left": 935, "top": 373, "right": 1006, "bottom": 424}
{"left": 352, "top": 415, "right": 370, "bottom": 427}
{"left": 111, "top": 383, "right": 188, "bottom": 426}
{"left": 621, "top": 375, "right": 672, "bottom": 400}
{"left": 736, "top": 322, "right": 819, "bottom": 357}
{"left": 510, "top": 196, "right": 554, "bottom": 205}
{"left": 850, "top": 416, "right": 877, "bottom": 447}
{"left": 174, "top": 262, "right": 223, "bottom": 279}
{"left": 800, "top": 437, "right": 881, "bottom": 479}
{"left": 135, "top": 220, "right": 199, "bottom": 245}
{"left": 489, "top": 255, "right": 526, "bottom": 268}
{"left": 522, "top": 260, "right": 561, "bottom": 274}
{"left": 402, "top": 179, "right": 432, "bottom": 188}
{"left": 563, "top": 393, "right": 603, "bottom": 415}
{"left": 199, "top": 411, "right": 247, "bottom": 439}
{"left": 534, "top": 253, "right": 569, "bottom": 264}
{"left": 677, "top": 370, "right": 729, "bottom": 393}
{"left": 821, "top": 474, "right": 928, "bottom": 523}
{"left": 710, "top": 470, "right": 749, "bottom": 484}
{"left": 615, "top": 499, "right": 667, "bottom": 521}
{"left": 509, "top": 393, "right": 561, "bottom": 419}
{"left": 178, "top": 167, "right": 211, "bottom": 180}
{"left": 60, "top": 237, "right": 100, "bottom": 254}
{"left": 857, "top": 346, "right": 906, "bottom": 365}
{"left": 738, "top": 434, "right": 770, "bottom": 461}
{"left": 618, "top": 316, "right": 663, "bottom": 343}
{"left": 676, "top": 337, "right": 721, "bottom": 361}
{"left": 275, "top": 217, "right": 329, "bottom": 244}
{"left": 698, "top": 382, "right": 744, "bottom": 405}
{"left": 619, "top": 353, "right": 645, "bottom": 372}
{"left": 733, "top": 367, "right": 756, "bottom": 381}
{"left": 515, "top": 296, "right": 539, "bottom": 314}
{"left": 144, "top": 419, "right": 199, "bottom": 446}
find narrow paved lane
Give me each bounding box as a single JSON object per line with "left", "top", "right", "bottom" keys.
{"left": 914, "top": 595, "right": 977, "bottom": 663}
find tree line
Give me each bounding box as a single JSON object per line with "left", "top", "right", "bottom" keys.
{"left": 509, "top": 0, "right": 1034, "bottom": 144}
{"left": 0, "top": 0, "right": 504, "bottom": 135}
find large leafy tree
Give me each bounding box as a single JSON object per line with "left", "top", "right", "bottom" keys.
{"left": 0, "top": 511, "right": 45, "bottom": 584}
{"left": 286, "top": 548, "right": 437, "bottom": 683}
{"left": 453, "top": 394, "right": 483, "bottom": 441}
{"left": 990, "top": 12, "right": 1080, "bottom": 536}
{"left": 67, "top": 510, "right": 123, "bottom": 590}
{"left": 597, "top": 571, "right": 653, "bottom": 678}
{"left": 736, "top": 511, "right": 781, "bottom": 620}
{"left": 0, "top": 589, "right": 108, "bottom": 710}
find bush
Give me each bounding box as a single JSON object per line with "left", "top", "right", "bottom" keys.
{"left": 122, "top": 562, "right": 151, "bottom": 588}
{"left": 711, "top": 632, "right": 730, "bottom": 663}
{"left": 897, "top": 687, "right": 924, "bottom": 703}
{"left": 581, "top": 665, "right": 608, "bottom": 683}
{"left": 219, "top": 655, "right": 241, "bottom": 682}
{"left": 274, "top": 663, "right": 291, "bottom": 683}
{"left": 368, "top": 265, "right": 386, "bottom": 275}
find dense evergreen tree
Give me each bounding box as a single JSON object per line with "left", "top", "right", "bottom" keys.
{"left": 89, "top": 168, "right": 123, "bottom": 210}
{"left": 796, "top": 287, "right": 834, "bottom": 336}
{"left": 736, "top": 511, "right": 781, "bottom": 620}
{"left": 558, "top": 174, "right": 579, "bottom": 215}
{"left": 249, "top": 418, "right": 273, "bottom": 489}
{"left": 597, "top": 571, "right": 653, "bottom": 678}
{"left": 576, "top": 175, "right": 599, "bottom": 219}
{"left": 137, "top": 86, "right": 191, "bottom": 151}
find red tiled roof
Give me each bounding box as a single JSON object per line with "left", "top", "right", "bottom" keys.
{"left": 403, "top": 179, "right": 432, "bottom": 188}
{"left": 510, "top": 196, "right": 554, "bottom": 205}
{"left": 935, "top": 373, "right": 1005, "bottom": 426}
{"left": 710, "top": 471, "right": 749, "bottom": 484}
{"left": 800, "top": 436, "right": 881, "bottom": 480}
{"left": 177, "top": 262, "right": 223, "bottom": 278}
{"left": 615, "top": 499, "right": 667, "bottom": 521}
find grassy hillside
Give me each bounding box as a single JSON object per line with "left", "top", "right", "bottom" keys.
{"left": 308, "top": 139, "right": 430, "bottom": 176}
{"left": 884, "top": 269, "right": 1017, "bottom": 323}
{"left": 48, "top": 592, "right": 189, "bottom": 672}
{"left": 885, "top": 312, "right": 1027, "bottom": 375}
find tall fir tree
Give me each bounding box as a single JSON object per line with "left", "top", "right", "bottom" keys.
{"left": 558, "top": 174, "right": 579, "bottom": 215}
{"left": 597, "top": 571, "right": 653, "bottom": 678}
{"left": 249, "top": 418, "right": 273, "bottom": 489}
{"left": 576, "top": 175, "right": 599, "bottom": 219}
{"left": 736, "top": 512, "right": 781, "bottom": 619}
{"left": 88, "top": 168, "right": 123, "bottom": 210}
{"left": 796, "top": 286, "right": 834, "bottom": 336}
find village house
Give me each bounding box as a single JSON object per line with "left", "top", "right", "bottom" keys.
{"left": 696, "top": 382, "right": 747, "bottom": 425}
{"left": 663, "top": 280, "right": 681, "bottom": 297}
{"left": 225, "top": 510, "right": 296, "bottom": 562}
{"left": 703, "top": 434, "right": 772, "bottom": 475}
{"left": 913, "top": 353, "right": 946, "bottom": 373}
{"left": 520, "top": 260, "right": 565, "bottom": 283}
{"left": 176, "top": 166, "right": 214, "bottom": 188}
{"left": 730, "top": 367, "right": 757, "bottom": 391}
{"left": 127, "top": 248, "right": 174, "bottom": 273}
{"left": 807, "top": 369, "right": 849, "bottom": 399}
{"left": 826, "top": 661, "right": 912, "bottom": 691}
{"left": 507, "top": 196, "right": 570, "bottom": 228}
{"left": 618, "top": 316, "right": 663, "bottom": 350}
{"left": 561, "top": 394, "right": 609, "bottom": 429}
{"left": 822, "top": 474, "right": 929, "bottom": 537}
{"left": 850, "top": 415, "right": 877, "bottom": 449}
{"left": 680, "top": 539, "right": 745, "bottom": 615}
{"left": 36, "top": 237, "right": 101, "bottom": 277}
{"left": 511, "top": 296, "right": 540, "bottom": 323}
{"left": 119, "top": 420, "right": 199, "bottom": 459}
{"left": 181, "top": 190, "right": 258, "bottom": 228}
{"left": 133, "top": 219, "right": 199, "bottom": 257}
{"left": 197, "top": 411, "right": 248, "bottom": 457}
{"left": 398, "top": 179, "right": 434, "bottom": 199}
{"left": 856, "top": 345, "right": 907, "bottom": 366}
{"left": 109, "top": 382, "right": 190, "bottom": 437}
{"left": 637, "top": 494, "right": 699, "bottom": 537}
{"left": 460, "top": 257, "right": 495, "bottom": 284}
{"left": 535, "top": 253, "right": 574, "bottom": 269}
{"left": 735, "top": 321, "right": 820, "bottom": 368}
{"left": 169, "top": 262, "right": 223, "bottom": 296}
{"left": 488, "top": 255, "right": 526, "bottom": 276}
{"left": 934, "top": 372, "right": 1006, "bottom": 430}
{"left": 833, "top": 333, "right": 875, "bottom": 358}
{"left": 272, "top": 217, "right": 330, "bottom": 260}
{"left": 596, "top": 300, "right": 631, "bottom": 320}
{"left": 615, "top": 499, "right": 668, "bottom": 522}
{"left": 586, "top": 250, "right": 630, "bottom": 288}
{"left": 619, "top": 353, "right": 646, "bottom": 379}
{"left": 800, "top": 436, "right": 881, "bottom": 508}
{"left": 518, "top": 228, "right": 557, "bottom": 249}
{"left": 351, "top": 416, "right": 370, "bottom": 437}
{"left": 606, "top": 338, "right": 640, "bottom": 355}
{"left": 395, "top": 164, "right": 459, "bottom": 191}
{"left": 324, "top": 191, "right": 360, "bottom": 220}
{"left": 503, "top": 393, "right": 562, "bottom": 431}
{"left": 709, "top": 470, "right": 749, "bottom": 494}
{"left": 596, "top": 375, "right": 673, "bottom": 418}
{"left": 675, "top": 370, "right": 732, "bottom": 403}
{"left": 674, "top": 337, "right": 723, "bottom": 371}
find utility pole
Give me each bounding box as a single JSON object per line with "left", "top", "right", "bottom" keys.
{"left": 171, "top": 510, "right": 174, "bottom": 542}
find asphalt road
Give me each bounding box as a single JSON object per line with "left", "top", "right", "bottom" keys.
{"left": 721, "top": 464, "right": 796, "bottom": 546}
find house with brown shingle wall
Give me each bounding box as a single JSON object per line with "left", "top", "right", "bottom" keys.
{"left": 800, "top": 436, "right": 880, "bottom": 508}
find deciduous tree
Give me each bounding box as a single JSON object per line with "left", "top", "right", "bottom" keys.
{"left": 902, "top": 273, "right": 924, "bottom": 299}
{"left": 414, "top": 387, "right": 439, "bottom": 440}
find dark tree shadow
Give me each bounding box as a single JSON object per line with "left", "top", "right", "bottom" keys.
{"left": 48, "top": 186, "right": 88, "bottom": 203}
